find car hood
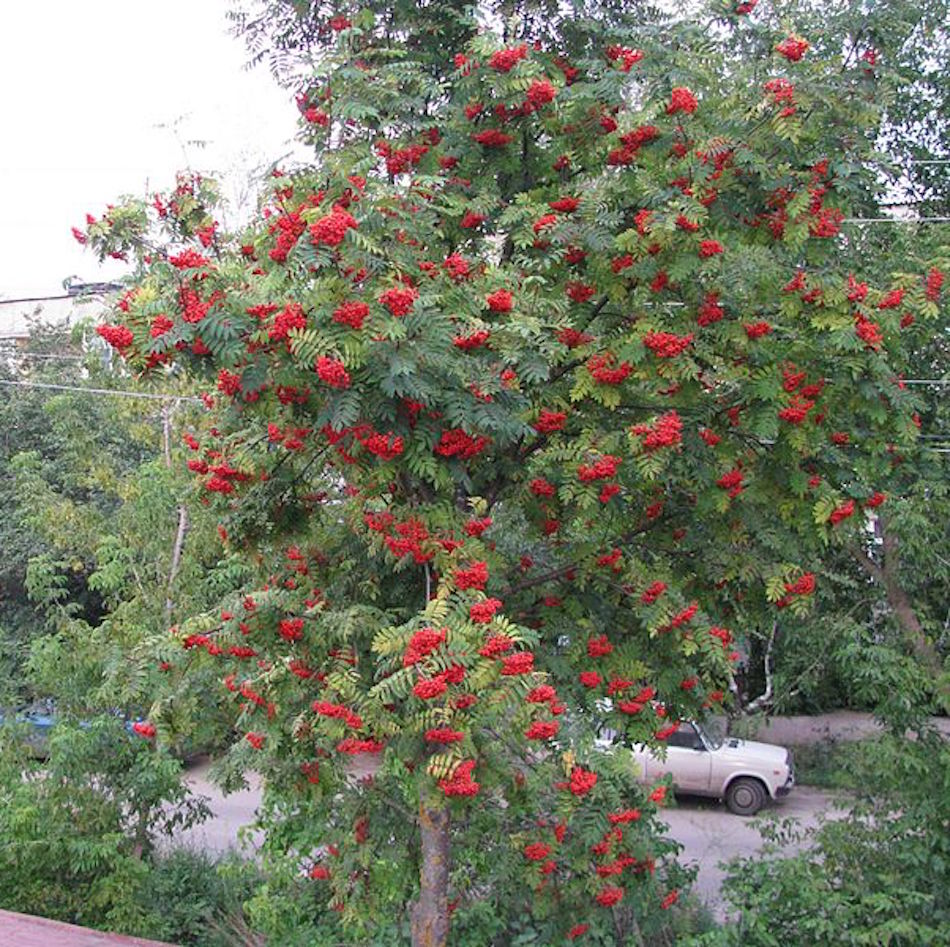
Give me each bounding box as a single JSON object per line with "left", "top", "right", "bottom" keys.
{"left": 715, "top": 738, "right": 788, "bottom": 766}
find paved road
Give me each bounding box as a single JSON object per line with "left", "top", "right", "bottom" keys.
{"left": 176, "top": 761, "right": 839, "bottom": 913}
{"left": 661, "top": 787, "right": 839, "bottom": 909}
{"left": 176, "top": 764, "right": 264, "bottom": 854}
{"left": 171, "top": 711, "right": 945, "bottom": 909}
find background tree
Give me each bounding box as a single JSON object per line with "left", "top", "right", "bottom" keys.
{"left": 0, "top": 318, "right": 119, "bottom": 706}
{"left": 0, "top": 319, "right": 265, "bottom": 943}
{"left": 0, "top": 317, "right": 238, "bottom": 750}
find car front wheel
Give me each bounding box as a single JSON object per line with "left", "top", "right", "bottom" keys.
{"left": 725, "top": 777, "right": 767, "bottom": 816}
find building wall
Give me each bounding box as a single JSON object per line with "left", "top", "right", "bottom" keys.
{"left": 0, "top": 292, "right": 109, "bottom": 341}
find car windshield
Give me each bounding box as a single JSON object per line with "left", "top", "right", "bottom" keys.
{"left": 695, "top": 719, "right": 724, "bottom": 750}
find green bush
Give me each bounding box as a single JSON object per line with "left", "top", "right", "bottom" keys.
{"left": 0, "top": 717, "right": 208, "bottom": 934}
{"left": 784, "top": 739, "right": 876, "bottom": 790}
{"left": 138, "top": 849, "right": 263, "bottom": 947}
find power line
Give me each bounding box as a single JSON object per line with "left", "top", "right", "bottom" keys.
{"left": 0, "top": 294, "right": 80, "bottom": 305}
{"left": 0, "top": 285, "right": 120, "bottom": 306}
{"left": 1, "top": 352, "right": 86, "bottom": 362}
{"left": 0, "top": 378, "right": 944, "bottom": 454}
{"left": 843, "top": 216, "right": 950, "bottom": 223}
{"left": 0, "top": 379, "right": 203, "bottom": 404}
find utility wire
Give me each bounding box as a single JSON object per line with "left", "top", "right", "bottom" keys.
{"left": 0, "top": 381, "right": 945, "bottom": 450}
{"left": 0, "top": 379, "right": 203, "bottom": 404}
{"left": 843, "top": 216, "right": 950, "bottom": 223}
{"left": 0, "top": 294, "right": 88, "bottom": 305}
{"left": 2, "top": 352, "right": 86, "bottom": 362}
{"left": 7, "top": 347, "right": 950, "bottom": 385}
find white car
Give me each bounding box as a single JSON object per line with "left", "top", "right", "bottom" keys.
{"left": 604, "top": 720, "right": 795, "bottom": 815}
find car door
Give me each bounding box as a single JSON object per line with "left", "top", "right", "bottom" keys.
{"left": 652, "top": 723, "right": 713, "bottom": 793}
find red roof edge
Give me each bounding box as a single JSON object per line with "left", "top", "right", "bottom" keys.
{"left": 0, "top": 909, "right": 179, "bottom": 946}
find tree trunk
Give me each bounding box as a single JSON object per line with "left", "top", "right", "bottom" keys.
{"left": 878, "top": 557, "right": 949, "bottom": 705}
{"left": 409, "top": 796, "right": 450, "bottom": 947}
{"left": 851, "top": 515, "right": 950, "bottom": 708}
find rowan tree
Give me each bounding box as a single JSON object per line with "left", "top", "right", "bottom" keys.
{"left": 80, "top": 2, "right": 944, "bottom": 943}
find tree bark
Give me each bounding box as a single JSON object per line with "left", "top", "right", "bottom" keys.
{"left": 409, "top": 796, "right": 450, "bottom": 947}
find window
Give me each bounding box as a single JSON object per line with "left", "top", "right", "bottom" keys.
{"left": 665, "top": 724, "right": 705, "bottom": 750}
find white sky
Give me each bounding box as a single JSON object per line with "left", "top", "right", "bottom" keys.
{"left": 0, "top": 0, "right": 307, "bottom": 299}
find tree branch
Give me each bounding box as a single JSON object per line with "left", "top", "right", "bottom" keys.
{"left": 745, "top": 622, "right": 777, "bottom": 715}
{"left": 849, "top": 543, "right": 884, "bottom": 584}
{"left": 162, "top": 401, "right": 189, "bottom": 623}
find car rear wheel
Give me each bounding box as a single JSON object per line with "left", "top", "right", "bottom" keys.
{"left": 725, "top": 777, "right": 767, "bottom": 816}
